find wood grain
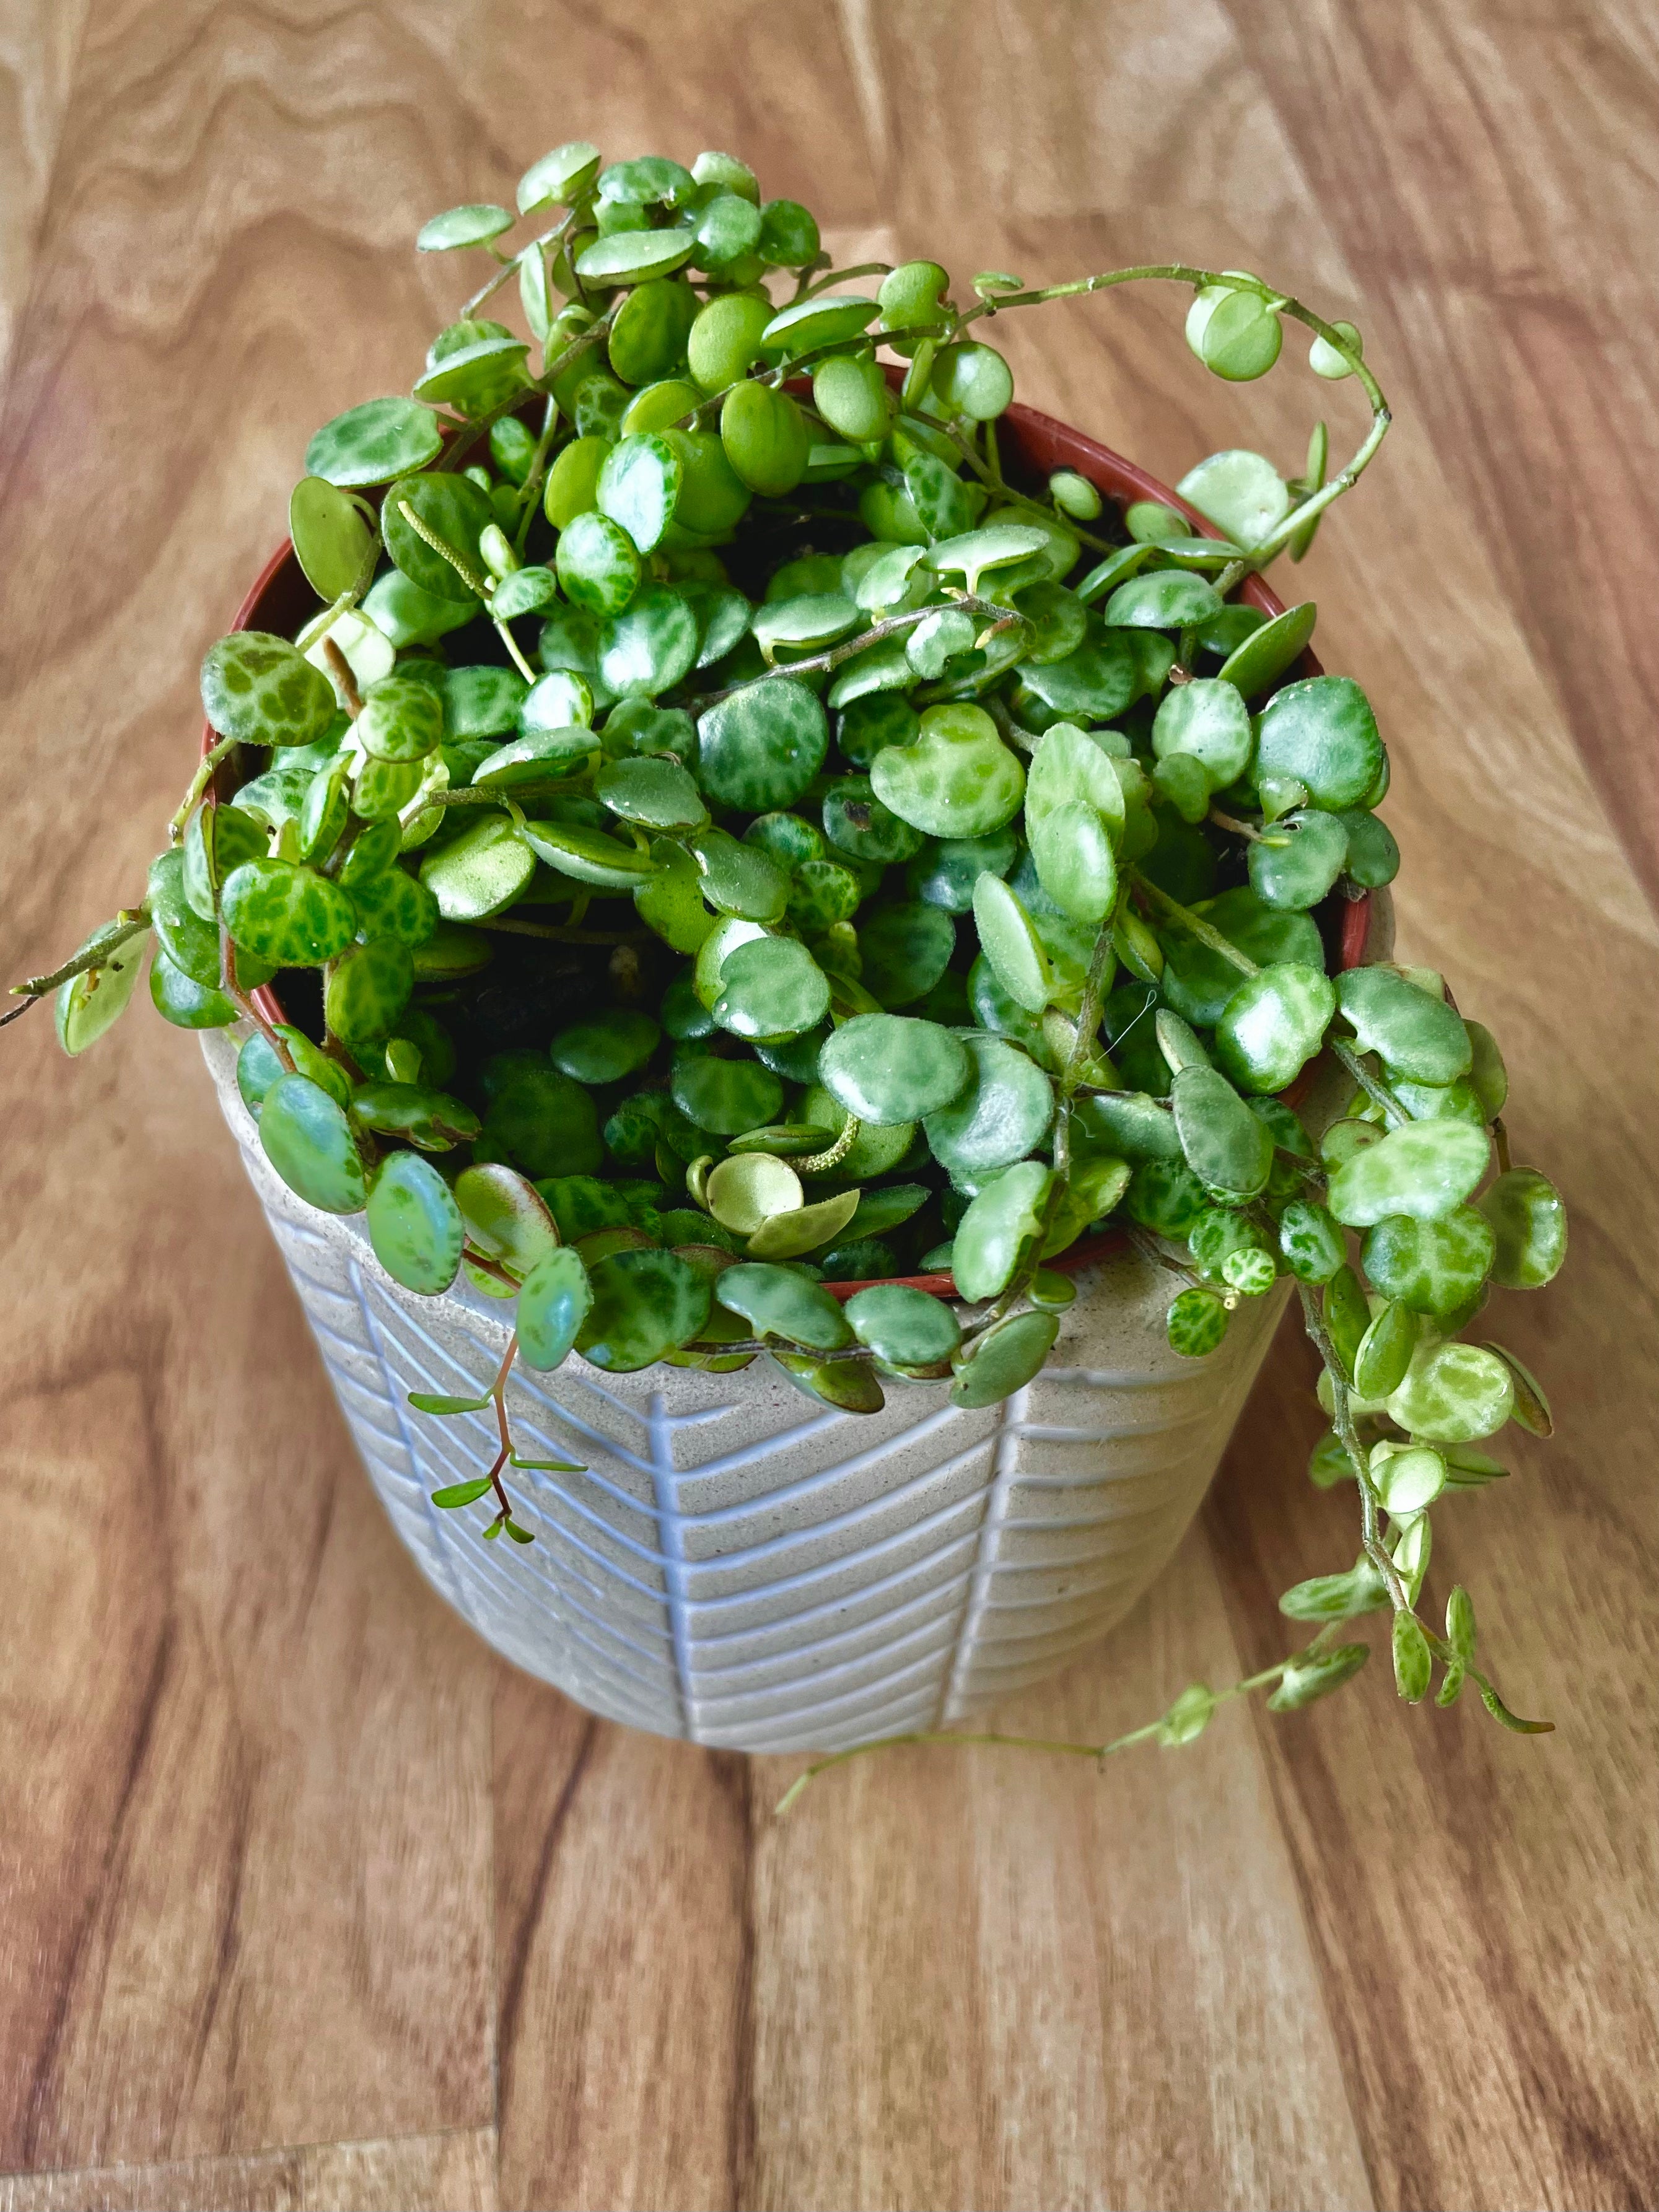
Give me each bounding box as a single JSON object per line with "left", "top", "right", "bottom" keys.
{"left": 2, "top": 2, "right": 1656, "bottom": 2207}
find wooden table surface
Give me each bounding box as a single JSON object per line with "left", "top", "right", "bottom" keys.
{"left": 2, "top": 5, "right": 1656, "bottom": 2207}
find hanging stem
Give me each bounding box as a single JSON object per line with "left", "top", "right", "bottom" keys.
{"left": 776, "top": 1656, "right": 1295, "bottom": 1816}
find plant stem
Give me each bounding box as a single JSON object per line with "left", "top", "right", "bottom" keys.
{"left": 775, "top": 1656, "right": 1293, "bottom": 1816}
{"left": 512, "top": 397, "right": 560, "bottom": 555}
{"left": 963, "top": 263, "right": 1391, "bottom": 570}
{"left": 169, "top": 737, "right": 237, "bottom": 842}
{"left": 7, "top": 911, "right": 151, "bottom": 1005}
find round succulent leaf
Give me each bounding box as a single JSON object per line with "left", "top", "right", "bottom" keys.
{"left": 720, "top": 381, "right": 810, "bottom": 497}
{"left": 592, "top": 429, "right": 681, "bottom": 553}
{"left": 1353, "top": 1298, "right": 1420, "bottom": 1401}
{"left": 597, "top": 584, "right": 700, "bottom": 699}
{"left": 576, "top": 1248, "right": 711, "bottom": 1370}
{"left": 1255, "top": 675, "right": 1384, "bottom": 810}
{"left": 1152, "top": 677, "right": 1253, "bottom": 789}
{"left": 713, "top": 935, "right": 831, "bottom": 1041}
{"left": 856, "top": 901, "right": 955, "bottom": 1008}
{"left": 185, "top": 800, "right": 269, "bottom": 920}
{"left": 366, "top": 1150, "right": 464, "bottom": 1294}
{"left": 705, "top": 1153, "right": 803, "bottom": 1236}
{"left": 951, "top": 1160, "right": 1055, "bottom": 1302}
{"left": 950, "top": 1308, "right": 1059, "bottom": 1405}
{"left": 1025, "top": 723, "right": 1127, "bottom": 841}
{"left": 486, "top": 1066, "right": 602, "bottom": 1178}
{"left": 305, "top": 397, "right": 444, "bottom": 487}
{"left": 1336, "top": 967, "right": 1472, "bottom": 1085}
{"left": 55, "top": 925, "right": 147, "bottom": 1055}
{"left": 346, "top": 861, "right": 439, "bottom": 947}
{"left": 383, "top": 471, "right": 493, "bottom": 605}
{"left": 1476, "top": 1168, "right": 1567, "bottom": 1289}
{"left": 419, "top": 816, "right": 536, "bottom": 919}
{"left": 1028, "top": 799, "right": 1118, "bottom": 925}
{"left": 1248, "top": 809, "right": 1349, "bottom": 911}
{"left": 590, "top": 763, "right": 705, "bottom": 845}
{"left": 924, "top": 1031, "right": 1053, "bottom": 1176}
{"left": 201, "top": 631, "right": 336, "bottom": 748}
{"left": 746, "top": 1186, "right": 863, "bottom": 1260}
{"left": 289, "top": 474, "right": 373, "bottom": 602}
{"left": 771, "top": 1351, "right": 885, "bottom": 1412}
{"left": 221, "top": 857, "right": 357, "bottom": 966}
{"left": 1102, "top": 572, "right": 1223, "bottom": 631}
{"left": 1214, "top": 601, "right": 1317, "bottom": 701}
{"left": 1386, "top": 1340, "right": 1515, "bottom": 1445}
{"left": 454, "top": 1163, "right": 560, "bottom": 1273}
{"left": 688, "top": 293, "right": 775, "bottom": 391}
{"left": 812, "top": 354, "right": 892, "bottom": 443}
{"left": 549, "top": 1008, "right": 660, "bottom": 1085}
{"left": 492, "top": 566, "right": 558, "bottom": 621}
{"left": 519, "top": 818, "right": 659, "bottom": 892}
{"left": 358, "top": 674, "right": 444, "bottom": 764}
{"left": 259, "top": 1073, "right": 367, "bottom": 1213}
{"left": 1276, "top": 1198, "right": 1346, "bottom": 1284}
{"left": 671, "top": 1054, "right": 784, "bottom": 1136}
{"left": 147, "top": 848, "right": 224, "bottom": 989}
{"left": 907, "top": 828, "right": 1019, "bottom": 916}
{"left": 1167, "top": 1285, "right": 1230, "bottom": 1357}
{"left": 555, "top": 510, "right": 642, "bottom": 616}
{"left": 149, "top": 947, "right": 235, "bottom": 1028}
{"left": 636, "top": 839, "right": 719, "bottom": 955}
{"left": 574, "top": 230, "right": 696, "bottom": 286}
{"left": 325, "top": 937, "right": 413, "bottom": 1046}
{"left": 1370, "top": 1443, "right": 1447, "bottom": 1517}
{"left": 694, "top": 915, "right": 769, "bottom": 1007}
{"left": 1008, "top": 581, "right": 1088, "bottom": 668}
{"left": 689, "top": 827, "right": 790, "bottom": 922}
{"left": 1017, "top": 634, "right": 1139, "bottom": 722}
{"left": 698, "top": 677, "right": 828, "bottom": 812}
{"left": 608, "top": 277, "right": 698, "bottom": 382}
{"left": 1212, "top": 963, "right": 1336, "bottom": 1093}
{"left": 472, "top": 727, "right": 595, "bottom": 790}
{"left": 1171, "top": 1064, "right": 1275, "bottom": 1197}
{"left": 846, "top": 1285, "right": 960, "bottom": 1368}
{"left": 821, "top": 774, "right": 926, "bottom": 864}
{"left": 350, "top": 1080, "right": 479, "bottom": 1150}
{"left": 1361, "top": 1207, "right": 1494, "bottom": 1316}
{"left": 1175, "top": 448, "right": 1290, "bottom": 548}
{"left": 819, "top": 1014, "right": 970, "bottom": 1126}
{"left": 971, "top": 875, "right": 1053, "bottom": 1014}
{"left": 517, "top": 1248, "right": 594, "bottom": 1371}
{"left": 716, "top": 1263, "right": 854, "bottom": 1352}
{"left": 1328, "top": 1119, "right": 1490, "bottom": 1227}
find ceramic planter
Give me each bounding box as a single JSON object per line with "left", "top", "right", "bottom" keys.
{"left": 202, "top": 406, "right": 1390, "bottom": 1753}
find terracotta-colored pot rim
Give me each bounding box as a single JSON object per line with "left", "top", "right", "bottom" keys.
{"left": 204, "top": 400, "right": 1368, "bottom": 1302}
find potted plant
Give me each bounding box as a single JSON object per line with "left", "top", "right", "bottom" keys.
{"left": 8, "top": 141, "right": 1566, "bottom": 1772}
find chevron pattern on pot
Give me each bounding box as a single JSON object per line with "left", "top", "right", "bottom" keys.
{"left": 204, "top": 1030, "right": 1287, "bottom": 1753}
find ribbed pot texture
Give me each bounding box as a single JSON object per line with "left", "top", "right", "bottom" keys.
{"left": 204, "top": 407, "right": 1390, "bottom": 1751}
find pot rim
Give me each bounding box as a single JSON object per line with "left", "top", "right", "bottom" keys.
{"left": 203, "top": 400, "right": 1371, "bottom": 1301}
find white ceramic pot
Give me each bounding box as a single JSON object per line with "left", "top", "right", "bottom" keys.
{"left": 197, "top": 405, "right": 1393, "bottom": 1752}
{"left": 206, "top": 1028, "right": 1302, "bottom": 1751}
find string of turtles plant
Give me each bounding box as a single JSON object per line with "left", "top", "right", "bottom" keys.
{"left": 7, "top": 141, "right": 1565, "bottom": 1766}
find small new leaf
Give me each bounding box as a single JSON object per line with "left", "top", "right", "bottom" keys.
{"left": 431, "top": 1477, "right": 495, "bottom": 1508}
{"left": 1156, "top": 1682, "right": 1215, "bottom": 1747}
{"left": 1478, "top": 1682, "right": 1554, "bottom": 1734}
{"left": 408, "top": 1392, "right": 491, "bottom": 1415}
{"left": 1391, "top": 1611, "right": 1433, "bottom": 1704}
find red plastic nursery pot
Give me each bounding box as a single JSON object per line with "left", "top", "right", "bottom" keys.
{"left": 203, "top": 400, "right": 1375, "bottom": 1295}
